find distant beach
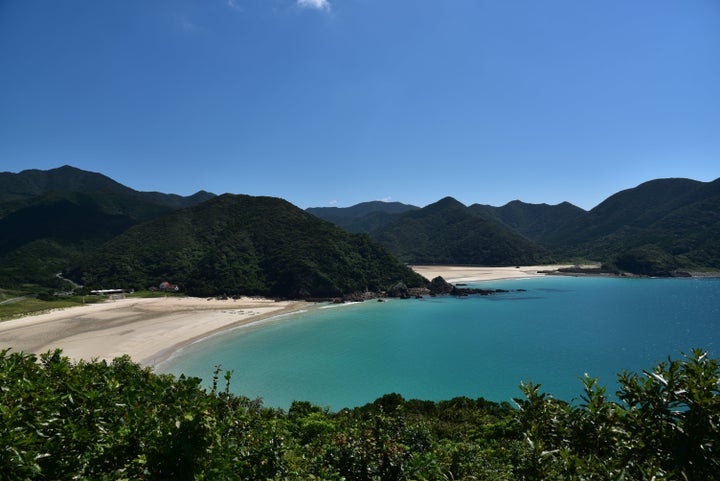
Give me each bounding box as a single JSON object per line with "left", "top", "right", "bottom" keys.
{"left": 0, "top": 265, "right": 573, "bottom": 367}
{"left": 411, "top": 264, "right": 576, "bottom": 283}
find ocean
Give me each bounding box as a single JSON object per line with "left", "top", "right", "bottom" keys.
{"left": 157, "top": 276, "right": 720, "bottom": 410}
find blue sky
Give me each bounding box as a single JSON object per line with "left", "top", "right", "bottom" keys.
{"left": 1, "top": 0, "right": 718, "bottom": 210}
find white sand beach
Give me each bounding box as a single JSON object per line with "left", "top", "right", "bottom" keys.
{"left": 0, "top": 296, "right": 305, "bottom": 367}
{"left": 411, "top": 264, "right": 573, "bottom": 283}
{"left": 0, "top": 265, "right": 570, "bottom": 367}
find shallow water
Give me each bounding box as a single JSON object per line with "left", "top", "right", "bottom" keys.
{"left": 158, "top": 277, "right": 720, "bottom": 410}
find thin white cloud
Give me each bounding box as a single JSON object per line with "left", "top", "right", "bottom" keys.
{"left": 179, "top": 16, "right": 200, "bottom": 33}
{"left": 226, "top": 0, "right": 243, "bottom": 12}
{"left": 328, "top": 199, "right": 338, "bottom": 206}
{"left": 377, "top": 196, "right": 393, "bottom": 203}
{"left": 297, "top": 0, "right": 331, "bottom": 11}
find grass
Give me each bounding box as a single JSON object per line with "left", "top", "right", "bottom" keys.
{"left": 126, "top": 290, "right": 186, "bottom": 299}
{"left": 0, "top": 295, "right": 103, "bottom": 322}
{"left": 0, "top": 288, "right": 27, "bottom": 302}
{"left": 0, "top": 290, "right": 188, "bottom": 321}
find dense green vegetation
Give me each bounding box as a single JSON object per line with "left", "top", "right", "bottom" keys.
{"left": 468, "top": 200, "right": 584, "bottom": 243}
{"left": 0, "top": 166, "right": 214, "bottom": 288}
{"left": 0, "top": 167, "right": 424, "bottom": 298}
{"left": 76, "top": 194, "right": 426, "bottom": 298}
{"left": 372, "top": 197, "right": 553, "bottom": 266}
{"left": 1, "top": 348, "right": 717, "bottom": 480}
{"left": 0, "top": 165, "right": 214, "bottom": 206}
{"left": 2, "top": 167, "right": 720, "bottom": 296}
{"left": 544, "top": 178, "right": 720, "bottom": 275}
{"left": 309, "top": 178, "right": 720, "bottom": 276}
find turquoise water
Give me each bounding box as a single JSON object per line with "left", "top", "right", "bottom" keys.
{"left": 158, "top": 277, "right": 720, "bottom": 410}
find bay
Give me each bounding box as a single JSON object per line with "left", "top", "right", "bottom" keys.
{"left": 157, "top": 276, "right": 720, "bottom": 410}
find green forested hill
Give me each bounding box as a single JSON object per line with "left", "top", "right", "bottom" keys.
{"left": 372, "top": 197, "right": 552, "bottom": 265}
{"left": 0, "top": 165, "right": 215, "bottom": 207}
{"left": 543, "top": 178, "right": 720, "bottom": 273}
{"left": 0, "top": 166, "right": 216, "bottom": 286}
{"left": 468, "top": 200, "right": 585, "bottom": 242}
{"left": 77, "top": 194, "right": 426, "bottom": 298}
{"left": 308, "top": 177, "right": 720, "bottom": 275}
{"left": 544, "top": 178, "right": 708, "bottom": 248}
{"left": 0, "top": 191, "right": 178, "bottom": 285}
{"left": 2, "top": 167, "right": 719, "bottom": 291}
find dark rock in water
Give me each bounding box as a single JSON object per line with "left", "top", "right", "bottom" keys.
{"left": 429, "top": 276, "right": 455, "bottom": 295}
{"left": 387, "top": 282, "right": 410, "bottom": 298}
{"left": 345, "top": 276, "right": 529, "bottom": 300}
{"left": 670, "top": 270, "right": 692, "bottom": 278}
{"left": 408, "top": 287, "right": 430, "bottom": 297}
{"left": 452, "top": 285, "right": 503, "bottom": 296}
{"left": 427, "top": 275, "right": 514, "bottom": 297}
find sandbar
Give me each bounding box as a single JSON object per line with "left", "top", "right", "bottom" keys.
{"left": 411, "top": 264, "right": 576, "bottom": 283}
{"left": 0, "top": 296, "right": 305, "bottom": 367}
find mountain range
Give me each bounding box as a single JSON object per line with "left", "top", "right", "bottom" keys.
{"left": 309, "top": 178, "right": 720, "bottom": 275}
{"left": 1, "top": 166, "right": 718, "bottom": 296}
{"left": 0, "top": 166, "right": 424, "bottom": 296}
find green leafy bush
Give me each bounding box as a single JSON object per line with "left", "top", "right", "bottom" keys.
{"left": 1, "top": 348, "right": 717, "bottom": 480}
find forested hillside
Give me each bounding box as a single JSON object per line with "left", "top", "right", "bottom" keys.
{"left": 0, "top": 167, "right": 215, "bottom": 287}
{"left": 309, "top": 177, "right": 720, "bottom": 275}
{"left": 545, "top": 178, "right": 720, "bottom": 274}
{"left": 2, "top": 167, "right": 719, "bottom": 292}
{"left": 76, "top": 194, "right": 426, "bottom": 298}
{"left": 468, "top": 200, "right": 585, "bottom": 243}
{"left": 361, "top": 197, "right": 551, "bottom": 266}
{"left": 0, "top": 165, "right": 215, "bottom": 207}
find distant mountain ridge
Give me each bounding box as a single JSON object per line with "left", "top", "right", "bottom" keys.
{"left": 545, "top": 177, "right": 720, "bottom": 274}
{"left": 307, "top": 201, "right": 420, "bottom": 233}
{"left": 371, "top": 196, "right": 552, "bottom": 265}
{"left": 468, "top": 200, "right": 585, "bottom": 243}
{"left": 1, "top": 166, "right": 718, "bottom": 291}
{"left": 0, "top": 166, "right": 425, "bottom": 297}
{"left": 306, "top": 176, "right": 720, "bottom": 275}
{"left": 0, "top": 165, "right": 216, "bottom": 285}
{"left": 0, "top": 165, "right": 215, "bottom": 207}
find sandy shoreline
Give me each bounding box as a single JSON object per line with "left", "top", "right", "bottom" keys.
{"left": 0, "top": 296, "right": 306, "bottom": 368}
{"left": 0, "top": 265, "right": 569, "bottom": 368}
{"left": 411, "top": 264, "right": 575, "bottom": 283}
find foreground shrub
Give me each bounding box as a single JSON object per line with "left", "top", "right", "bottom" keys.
{"left": 0, "top": 348, "right": 717, "bottom": 480}
{"left": 516, "top": 348, "right": 720, "bottom": 480}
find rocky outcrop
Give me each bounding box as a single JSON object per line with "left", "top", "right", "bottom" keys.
{"left": 427, "top": 276, "right": 510, "bottom": 296}
{"left": 428, "top": 276, "right": 455, "bottom": 295}
{"left": 309, "top": 277, "right": 520, "bottom": 304}
{"left": 387, "top": 282, "right": 410, "bottom": 298}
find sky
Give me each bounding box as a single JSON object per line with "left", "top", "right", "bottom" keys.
{"left": 1, "top": 0, "right": 718, "bottom": 210}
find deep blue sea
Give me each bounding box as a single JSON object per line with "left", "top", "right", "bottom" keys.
{"left": 157, "top": 277, "right": 720, "bottom": 410}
